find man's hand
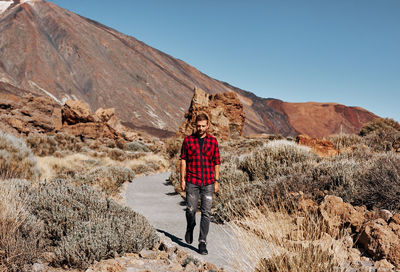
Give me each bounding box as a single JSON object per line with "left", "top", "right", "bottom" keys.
{"left": 180, "top": 180, "right": 186, "bottom": 192}
{"left": 214, "top": 182, "right": 219, "bottom": 193}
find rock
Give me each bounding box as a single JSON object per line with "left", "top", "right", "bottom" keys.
{"left": 62, "top": 99, "right": 94, "bottom": 125}
{"left": 391, "top": 213, "right": 400, "bottom": 225}
{"left": 296, "top": 134, "right": 339, "bottom": 156}
{"left": 319, "top": 195, "right": 365, "bottom": 235}
{"left": 0, "top": 93, "right": 62, "bottom": 136}
{"left": 139, "top": 249, "right": 158, "bottom": 259}
{"left": 159, "top": 239, "right": 178, "bottom": 254}
{"left": 178, "top": 87, "right": 245, "bottom": 141}
{"left": 297, "top": 198, "right": 318, "bottom": 214}
{"left": 375, "top": 259, "right": 395, "bottom": 271}
{"left": 95, "top": 107, "right": 115, "bottom": 122}
{"left": 31, "top": 263, "right": 44, "bottom": 272}
{"left": 7, "top": 117, "right": 29, "bottom": 134}
{"left": 358, "top": 218, "right": 400, "bottom": 267}
{"left": 60, "top": 122, "right": 121, "bottom": 140}
{"left": 377, "top": 209, "right": 393, "bottom": 222}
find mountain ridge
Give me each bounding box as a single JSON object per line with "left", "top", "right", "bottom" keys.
{"left": 0, "top": 0, "right": 378, "bottom": 137}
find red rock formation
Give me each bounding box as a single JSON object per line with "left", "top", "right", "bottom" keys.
{"left": 0, "top": 93, "right": 62, "bottom": 136}
{"left": 0, "top": 1, "right": 378, "bottom": 138}
{"left": 177, "top": 87, "right": 245, "bottom": 141}
{"left": 266, "top": 100, "right": 379, "bottom": 138}
{"left": 296, "top": 134, "right": 339, "bottom": 156}
{"left": 0, "top": 92, "right": 139, "bottom": 141}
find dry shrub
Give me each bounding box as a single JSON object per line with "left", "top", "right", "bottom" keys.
{"left": 0, "top": 180, "right": 43, "bottom": 272}
{"left": 165, "top": 137, "right": 183, "bottom": 159}
{"left": 125, "top": 153, "right": 167, "bottom": 175}
{"left": 125, "top": 141, "right": 151, "bottom": 152}
{"left": 108, "top": 148, "right": 126, "bottom": 161}
{"left": 26, "top": 132, "right": 83, "bottom": 156}
{"left": 360, "top": 118, "right": 400, "bottom": 136}
{"left": 362, "top": 126, "right": 400, "bottom": 152}
{"left": 226, "top": 196, "right": 349, "bottom": 272}
{"left": 359, "top": 118, "right": 400, "bottom": 152}
{"left": 327, "top": 134, "right": 363, "bottom": 150}
{"left": 27, "top": 179, "right": 159, "bottom": 269}
{"left": 214, "top": 139, "right": 400, "bottom": 222}
{"left": 352, "top": 152, "right": 400, "bottom": 211}
{"left": 238, "top": 140, "right": 316, "bottom": 181}
{"left": 81, "top": 166, "right": 135, "bottom": 195}
{"left": 0, "top": 131, "right": 40, "bottom": 181}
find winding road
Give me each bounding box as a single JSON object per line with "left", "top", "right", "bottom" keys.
{"left": 125, "top": 172, "right": 241, "bottom": 271}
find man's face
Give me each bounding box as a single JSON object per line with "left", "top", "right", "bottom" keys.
{"left": 196, "top": 120, "right": 209, "bottom": 137}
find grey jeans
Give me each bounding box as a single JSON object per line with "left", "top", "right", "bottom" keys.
{"left": 185, "top": 182, "right": 214, "bottom": 243}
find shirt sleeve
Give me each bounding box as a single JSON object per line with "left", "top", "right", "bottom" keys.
{"left": 213, "top": 139, "right": 221, "bottom": 165}
{"left": 180, "top": 137, "right": 188, "bottom": 160}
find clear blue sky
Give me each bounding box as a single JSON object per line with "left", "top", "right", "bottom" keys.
{"left": 49, "top": 0, "right": 399, "bottom": 121}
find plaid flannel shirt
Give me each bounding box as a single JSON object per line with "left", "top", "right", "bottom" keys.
{"left": 180, "top": 133, "right": 221, "bottom": 186}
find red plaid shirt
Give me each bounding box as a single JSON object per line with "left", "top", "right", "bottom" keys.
{"left": 180, "top": 133, "right": 221, "bottom": 186}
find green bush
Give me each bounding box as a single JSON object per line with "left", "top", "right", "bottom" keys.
{"left": 0, "top": 131, "right": 40, "bottom": 180}
{"left": 27, "top": 179, "right": 159, "bottom": 269}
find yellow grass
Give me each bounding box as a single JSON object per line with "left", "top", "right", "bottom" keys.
{"left": 225, "top": 200, "right": 352, "bottom": 272}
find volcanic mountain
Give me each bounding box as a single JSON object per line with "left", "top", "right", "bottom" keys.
{"left": 0, "top": 0, "right": 378, "bottom": 138}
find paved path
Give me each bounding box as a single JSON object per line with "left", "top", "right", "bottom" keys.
{"left": 125, "top": 172, "right": 240, "bottom": 271}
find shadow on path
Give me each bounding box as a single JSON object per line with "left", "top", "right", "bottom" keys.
{"left": 157, "top": 229, "right": 198, "bottom": 253}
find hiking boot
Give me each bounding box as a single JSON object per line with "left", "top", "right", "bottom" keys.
{"left": 185, "top": 227, "right": 194, "bottom": 244}
{"left": 198, "top": 242, "right": 208, "bottom": 255}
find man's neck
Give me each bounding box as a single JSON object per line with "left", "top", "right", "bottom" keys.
{"left": 197, "top": 133, "right": 207, "bottom": 139}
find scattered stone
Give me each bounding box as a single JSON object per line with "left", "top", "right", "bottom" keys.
{"left": 375, "top": 259, "right": 395, "bottom": 271}
{"left": 31, "top": 263, "right": 44, "bottom": 272}
{"left": 139, "top": 249, "right": 158, "bottom": 260}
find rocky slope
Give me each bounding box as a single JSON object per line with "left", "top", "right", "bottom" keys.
{"left": 0, "top": 0, "right": 378, "bottom": 138}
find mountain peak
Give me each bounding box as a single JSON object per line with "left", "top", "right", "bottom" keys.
{"left": 0, "top": 0, "right": 43, "bottom": 14}
{"left": 0, "top": 0, "right": 379, "bottom": 138}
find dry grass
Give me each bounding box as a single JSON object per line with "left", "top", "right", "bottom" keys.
{"left": 0, "top": 131, "right": 41, "bottom": 181}
{"left": 36, "top": 151, "right": 168, "bottom": 197}
{"left": 226, "top": 197, "right": 351, "bottom": 272}
{"left": 0, "top": 180, "right": 43, "bottom": 272}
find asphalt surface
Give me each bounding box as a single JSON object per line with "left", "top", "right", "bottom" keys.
{"left": 125, "top": 172, "right": 241, "bottom": 271}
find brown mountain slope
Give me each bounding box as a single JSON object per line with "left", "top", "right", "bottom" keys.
{"left": 265, "top": 99, "right": 379, "bottom": 138}
{"left": 0, "top": 0, "right": 378, "bottom": 137}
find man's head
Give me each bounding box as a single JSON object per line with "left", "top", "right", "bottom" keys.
{"left": 195, "top": 113, "right": 209, "bottom": 138}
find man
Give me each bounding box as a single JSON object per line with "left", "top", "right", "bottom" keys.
{"left": 180, "top": 113, "right": 221, "bottom": 255}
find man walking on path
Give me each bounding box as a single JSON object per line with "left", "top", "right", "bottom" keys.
{"left": 180, "top": 113, "right": 221, "bottom": 255}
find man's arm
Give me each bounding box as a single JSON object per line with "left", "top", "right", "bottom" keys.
{"left": 180, "top": 159, "right": 186, "bottom": 191}
{"left": 214, "top": 164, "right": 220, "bottom": 193}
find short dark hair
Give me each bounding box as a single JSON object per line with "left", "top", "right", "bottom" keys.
{"left": 195, "top": 113, "right": 209, "bottom": 123}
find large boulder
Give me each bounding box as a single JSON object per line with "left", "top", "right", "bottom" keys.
{"left": 358, "top": 218, "right": 400, "bottom": 266}
{"left": 178, "top": 87, "right": 245, "bottom": 141}
{"left": 62, "top": 99, "right": 94, "bottom": 125}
